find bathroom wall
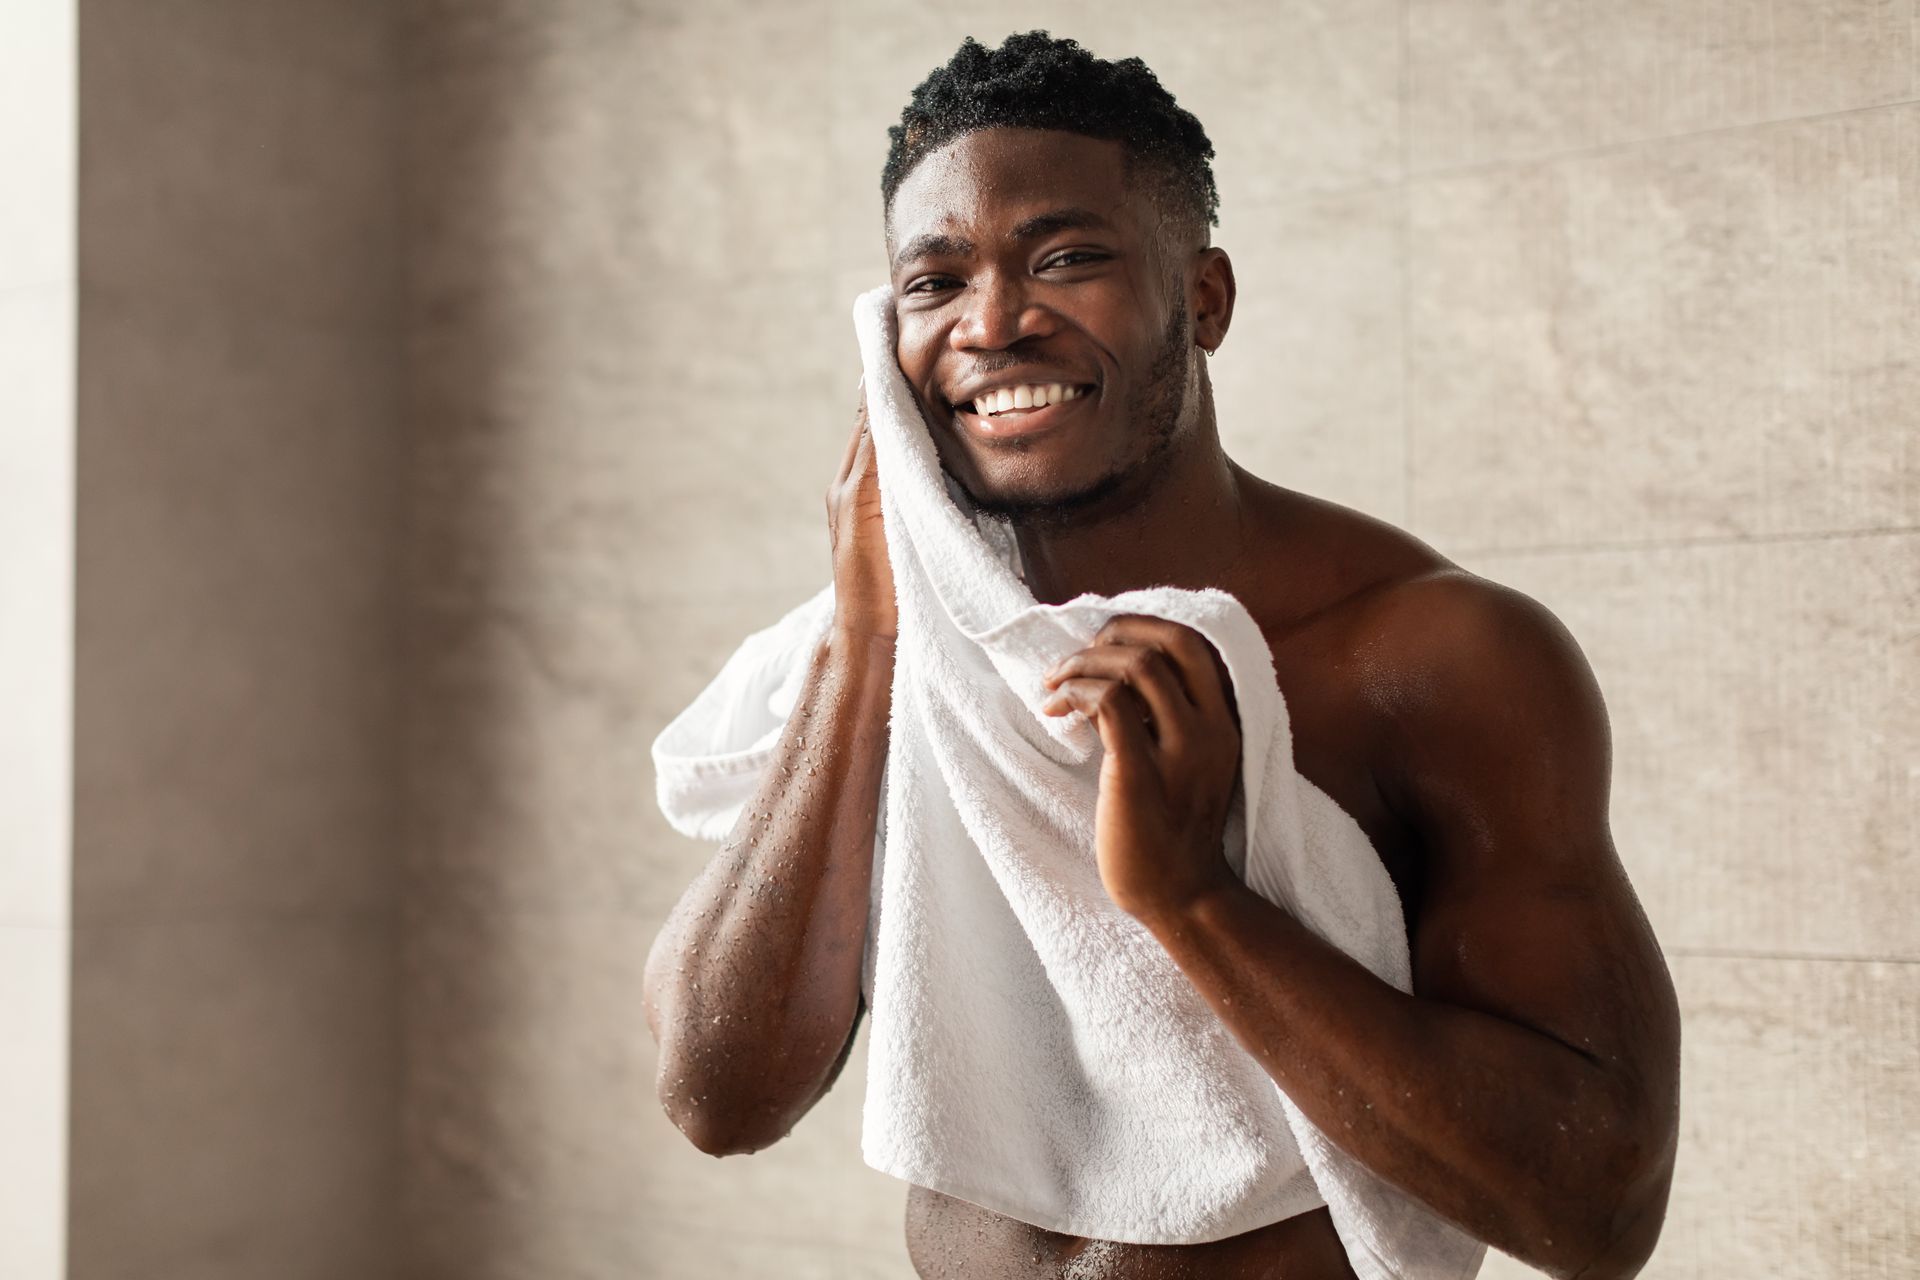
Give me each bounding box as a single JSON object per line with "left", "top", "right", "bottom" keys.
{"left": 402, "top": 1, "right": 1917, "bottom": 1277}
{"left": 1, "top": 3, "right": 74, "bottom": 1278}
{"left": 67, "top": 1, "right": 405, "bottom": 1275}
{"left": 1403, "top": 6, "right": 1916, "bottom": 1274}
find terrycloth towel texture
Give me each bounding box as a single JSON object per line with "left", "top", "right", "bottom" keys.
{"left": 650, "top": 285, "right": 1487, "bottom": 1277}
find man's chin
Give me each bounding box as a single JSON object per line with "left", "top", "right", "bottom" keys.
{"left": 942, "top": 462, "right": 1130, "bottom": 527}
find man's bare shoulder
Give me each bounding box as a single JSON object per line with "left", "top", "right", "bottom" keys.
{"left": 1247, "top": 487, "right": 1606, "bottom": 778}
{"left": 1357, "top": 564, "right": 1604, "bottom": 731}
{"left": 1237, "top": 482, "right": 1456, "bottom": 639}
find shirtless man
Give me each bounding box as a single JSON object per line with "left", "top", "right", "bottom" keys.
{"left": 643, "top": 32, "right": 1680, "bottom": 1280}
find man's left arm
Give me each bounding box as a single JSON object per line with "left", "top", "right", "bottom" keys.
{"left": 1048, "top": 580, "right": 1682, "bottom": 1279}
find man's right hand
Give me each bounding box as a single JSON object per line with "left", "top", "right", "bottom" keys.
{"left": 826, "top": 382, "right": 897, "bottom": 641}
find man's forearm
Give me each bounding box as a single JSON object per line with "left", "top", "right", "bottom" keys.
{"left": 645, "top": 626, "right": 894, "bottom": 1155}
{"left": 1138, "top": 881, "right": 1666, "bottom": 1278}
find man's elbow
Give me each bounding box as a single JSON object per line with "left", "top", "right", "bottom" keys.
{"left": 651, "top": 1029, "right": 808, "bottom": 1157}
{"left": 662, "top": 1092, "right": 789, "bottom": 1158}
{"left": 1543, "top": 1127, "right": 1677, "bottom": 1280}
{"left": 653, "top": 1041, "right": 801, "bottom": 1157}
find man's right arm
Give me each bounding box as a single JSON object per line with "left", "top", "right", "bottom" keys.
{"left": 642, "top": 625, "right": 892, "bottom": 1155}
{"left": 643, "top": 389, "right": 896, "bottom": 1157}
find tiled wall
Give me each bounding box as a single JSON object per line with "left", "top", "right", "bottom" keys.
{"left": 401, "top": 2, "right": 1916, "bottom": 1277}
{"left": 1, "top": 3, "right": 74, "bottom": 1277}
{"left": 1401, "top": 4, "right": 1918, "bottom": 1275}
{"left": 67, "top": 1, "right": 405, "bottom": 1276}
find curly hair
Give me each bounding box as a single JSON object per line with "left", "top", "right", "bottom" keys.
{"left": 881, "top": 31, "right": 1220, "bottom": 240}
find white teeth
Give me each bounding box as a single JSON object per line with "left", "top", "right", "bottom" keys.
{"left": 971, "top": 383, "right": 1086, "bottom": 415}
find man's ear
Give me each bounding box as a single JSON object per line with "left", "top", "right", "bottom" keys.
{"left": 1191, "top": 247, "right": 1235, "bottom": 354}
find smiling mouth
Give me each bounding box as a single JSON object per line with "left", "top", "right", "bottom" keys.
{"left": 963, "top": 382, "right": 1090, "bottom": 417}
{"left": 952, "top": 381, "right": 1097, "bottom": 440}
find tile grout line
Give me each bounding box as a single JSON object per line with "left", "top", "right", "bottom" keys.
{"left": 1449, "top": 523, "right": 1919, "bottom": 561}
{"left": 1410, "top": 93, "right": 1920, "bottom": 183}
{"left": 1668, "top": 945, "right": 1920, "bottom": 967}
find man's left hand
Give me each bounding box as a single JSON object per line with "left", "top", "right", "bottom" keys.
{"left": 1039, "top": 614, "right": 1244, "bottom": 923}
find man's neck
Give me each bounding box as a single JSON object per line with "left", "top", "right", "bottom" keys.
{"left": 1010, "top": 436, "right": 1254, "bottom": 606}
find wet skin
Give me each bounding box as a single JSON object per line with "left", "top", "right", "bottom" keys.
{"left": 880, "top": 128, "right": 1680, "bottom": 1278}
{"left": 644, "top": 125, "right": 1681, "bottom": 1280}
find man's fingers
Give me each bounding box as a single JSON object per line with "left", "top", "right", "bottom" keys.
{"left": 1043, "top": 644, "right": 1192, "bottom": 755}
{"left": 1045, "top": 676, "right": 1159, "bottom": 762}
{"left": 833, "top": 389, "right": 867, "bottom": 486}
{"left": 1091, "top": 614, "right": 1238, "bottom": 730}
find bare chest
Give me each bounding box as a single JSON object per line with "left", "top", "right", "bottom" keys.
{"left": 1259, "top": 614, "right": 1428, "bottom": 934}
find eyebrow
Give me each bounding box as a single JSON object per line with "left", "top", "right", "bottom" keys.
{"left": 1009, "top": 207, "right": 1114, "bottom": 241}
{"left": 892, "top": 231, "right": 975, "bottom": 272}
{"left": 890, "top": 207, "right": 1117, "bottom": 271}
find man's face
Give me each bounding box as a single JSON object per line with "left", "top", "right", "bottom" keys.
{"left": 886, "top": 127, "right": 1202, "bottom": 523}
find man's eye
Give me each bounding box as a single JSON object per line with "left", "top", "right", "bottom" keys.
{"left": 1044, "top": 250, "right": 1107, "bottom": 269}
{"left": 905, "top": 276, "right": 957, "bottom": 295}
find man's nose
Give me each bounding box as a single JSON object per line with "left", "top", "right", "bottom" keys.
{"left": 949, "top": 271, "right": 1054, "bottom": 351}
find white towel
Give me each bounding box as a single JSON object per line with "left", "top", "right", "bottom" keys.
{"left": 650, "top": 285, "right": 1487, "bottom": 1278}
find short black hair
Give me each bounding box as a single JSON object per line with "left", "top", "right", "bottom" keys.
{"left": 881, "top": 31, "right": 1220, "bottom": 241}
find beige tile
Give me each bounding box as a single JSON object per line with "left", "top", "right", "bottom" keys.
{"left": 0, "top": 287, "right": 74, "bottom": 929}
{"left": 1409, "top": 0, "right": 1918, "bottom": 172}
{"left": 88, "top": 0, "right": 396, "bottom": 87}
{"left": 74, "top": 296, "right": 402, "bottom": 920}
{"left": 1466, "top": 533, "right": 1918, "bottom": 960}
{"left": 1106, "top": 0, "right": 1402, "bottom": 205}
{"left": 1212, "top": 187, "right": 1405, "bottom": 523}
{"left": 405, "top": 5, "right": 834, "bottom": 295}
{"left": 403, "top": 13, "right": 859, "bottom": 613}
{"left": 68, "top": 915, "right": 399, "bottom": 1279}
{"left": 408, "top": 254, "right": 851, "bottom": 408}
{"left": 405, "top": 590, "right": 826, "bottom": 915}
{"left": 401, "top": 904, "right": 904, "bottom": 1260}
{"left": 1409, "top": 104, "right": 1920, "bottom": 550}
{"left": 0, "top": 927, "right": 69, "bottom": 1280}
{"left": 400, "top": 0, "right": 639, "bottom": 76}
{"left": 79, "top": 0, "right": 399, "bottom": 331}
{"left": 1654, "top": 955, "right": 1920, "bottom": 1277}
{"left": 406, "top": 368, "right": 840, "bottom": 608}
